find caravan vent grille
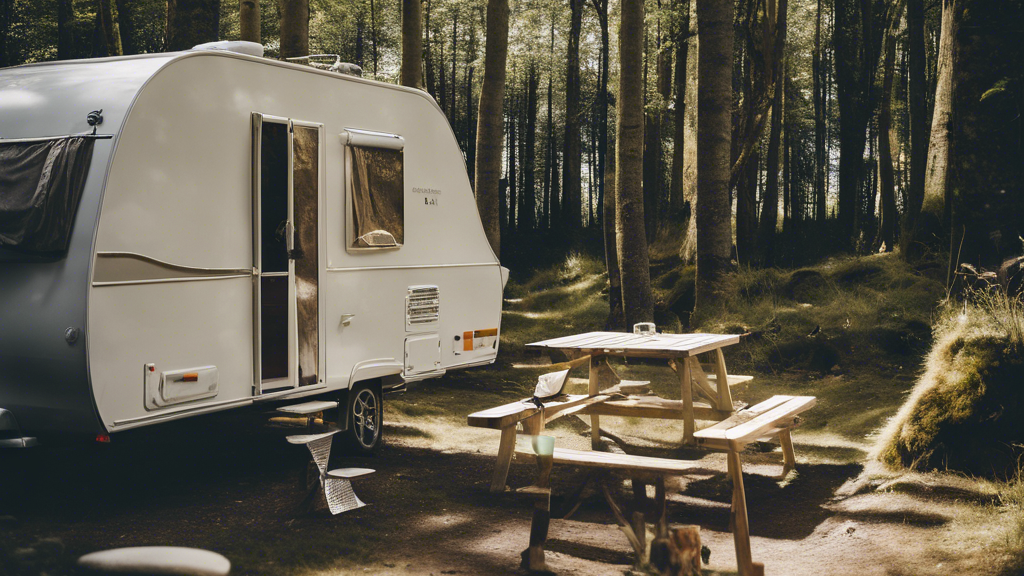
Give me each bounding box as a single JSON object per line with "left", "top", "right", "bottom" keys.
{"left": 406, "top": 286, "right": 440, "bottom": 329}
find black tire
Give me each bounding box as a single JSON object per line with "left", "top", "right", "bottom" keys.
{"left": 341, "top": 382, "right": 382, "bottom": 455}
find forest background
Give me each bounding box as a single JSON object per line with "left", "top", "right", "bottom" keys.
{"left": 0, "top": 0, "right": 1021, "bottom": 327}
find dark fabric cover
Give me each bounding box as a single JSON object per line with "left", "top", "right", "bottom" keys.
{"left": 0, "top": 137, "right": 95, "bottom": 254}
{"left": 350, "top": 146, "right": 404, "bottom": 248}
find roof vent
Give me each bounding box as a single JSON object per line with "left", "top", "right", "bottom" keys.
{"left": 191, "top": 41, "right": 264, "bottom": 58}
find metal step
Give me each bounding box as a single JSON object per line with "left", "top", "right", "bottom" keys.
{"left": 276, "top": 400, "right": 338, "bottom": 415}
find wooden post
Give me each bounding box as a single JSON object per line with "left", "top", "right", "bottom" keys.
{"left": 654, "top": 476, "right": 667, "bottom": 537}
{"left": 715, "top": 348, "right": 734, "bottom": 411}
{"left": 521, "top": 490, "right": 551, "bottom": 572}
{"left": 589, "top": 354, "right": 605, "bottom": 449}
{"left": 490, "top": 426, "right": 517, "bottom": 493}
{"left": 727, "top": 450, "right": 761, "bottom": 576}
{"left": 679, "top": 358, "right": 695, "bottom": 444}
{"left": 779, "top": 428, "right": 796, "bottom": 477}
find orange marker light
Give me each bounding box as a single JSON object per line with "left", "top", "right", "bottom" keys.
{"left": 182, "top": 373, "right": 199, "bottom": 382}
{"left": 463, "top": 331, "right": 474, "bottom": 351}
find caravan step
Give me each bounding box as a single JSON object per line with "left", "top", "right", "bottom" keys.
{"left": 327, "top": 468, "right": 375, "bottom": 479}
{"left": 277, "top": 400, "right": 339, "bottom": 415}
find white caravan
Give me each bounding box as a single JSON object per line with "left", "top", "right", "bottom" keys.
{"left": 0, "top": 43, "right": 506, "bottom": 452}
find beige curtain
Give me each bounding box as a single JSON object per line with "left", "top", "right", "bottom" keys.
{"left": 351, "top": 146, "right": 404, "bottom": 247}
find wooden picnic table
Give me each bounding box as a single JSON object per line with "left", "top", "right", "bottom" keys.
{"left": 468, "top": 331, "right": 817, "bottom": 576}
{"left": 525, "top": 331, "right": 750, "bottom": 446}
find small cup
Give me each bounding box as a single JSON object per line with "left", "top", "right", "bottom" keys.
{"left": 633, "top": 322, "right": 656, "bottom": 335}
{"left": 532, "top": 435, "right": 555, "bottom": 456}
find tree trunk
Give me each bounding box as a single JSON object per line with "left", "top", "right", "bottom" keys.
{"left": 279, "top": 0, "right": 308, "bottom": 59}
{"left": 756, "top": 0, "right": 788, "bottom": 264}
{"left": 239, "top": 0, "right": 260, "bottom": 44}
{"left": 679, "top": 0, "right": 699, "bottom": 264}
{"left": 669, "top": 0, "right": 689, "bottom": 216}
{"left": 616, "top": 0, "right": 654, "bottom": 328}
{"left": 906, "top": 0, "right": 957, "bottom": 260}
{"left": 466, "top": 65, "right": 476, "bottom": 185}
{"left": 474, "top": 0, "right": 510, "bottom": 257}
{"left": 166, "top": 0, "right": 220, "bottom": 51}
{"left": 98, "top": 0, "right": 122, "bottom": 56}
{"left": 563, "top": 0, "right": 583, "bottom": 232}
{"left": 694, "top": 0, "right": 734, "bottom": 317}
{"left": 604, "top": 150, "right": 623, "bottom": 328}
{"left": 812, "top": 0, "right": 826, "bottom": 224}
{"left": 874, "top": 0, "right": 903, "bottom": 253}
{"left": 425, "top": 0, "right": 435, "bottom": 96}
{"left": 370, "top": 0, "right": 378, "bottom": 76}
{"left": 116, "top": 0, "right": 136, "bottom": 54}
{"left": 734, "top": 1, "right": 759, "bottom": 266}
{"left": 507, "top": 99, "right": 517, "bottom": 234}
{"left": 451, "top": 16, "right": 458, "bottom": 117}
{"left": 833, "top": 0, "right": 882, "bottom": 249}
{"left": 899, "top": 0, "right": 928, "bottom": 250}
{"left": 592, "top": 0, "right": 609, "bottom": 226}
{"left": 524, "top": 63, "right": 538, "bottom": 231}
{"left": 401, "top": 0, "right": 423, "bottom": 88}
{"left": 57, "top": 0, "right": 74, "bottom": 61}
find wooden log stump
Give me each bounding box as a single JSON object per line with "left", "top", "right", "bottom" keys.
{"left": 649, "top": 525, "right": 702, "bottom": 576}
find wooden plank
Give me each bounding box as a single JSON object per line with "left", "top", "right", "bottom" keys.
{"left": 514, "top": 446, "right": 709, "bottom": 475}
{"left": 544, "top": 394, "right": 612, "bottom": 422}
{"left": 526, "top": 332, "right": 741, "bottom": 357}
{"left": 725, "top": 397, "right": 816, "bottom": 443}
{"left": 490, "top": 426, "right": 517, "bottom": 492}
{"left": 714, "top": 348, "right": 734, "bottom": 410}
{"left": 580, "top": 397, "right": 736, "bottom": 422}
{"left": 694, "top": 396, "right": 816, "bottom": 451}
{"left": 707, "top": 374, "right": 755, "bottom": 388}
{"left": 779, "top": 428, "right": 796, "bottom": 477}
{"left": 727, "top": 451, "right": 756, "bottom": 576}
{"left": 467, "top": 394, "right": 591, "bottom": 430}
{"left": 693, "top": 395, "right": 796, "bottom": 441}
{"left": 589, "top": 356, "right": 608, "bottom": 449}
{"left": 679, "top": 357, "right": 694, "bottom": 443}
{"left": 685, "top": 361, "right": 722, "bottom": 409}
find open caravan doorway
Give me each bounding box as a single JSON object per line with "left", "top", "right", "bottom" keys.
{"left": 252, "top": 114, "right": 323, "bottom": 394}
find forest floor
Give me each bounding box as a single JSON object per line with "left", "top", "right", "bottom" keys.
{"left": 2, "top": 251, "right": 1024, "bottom": 576}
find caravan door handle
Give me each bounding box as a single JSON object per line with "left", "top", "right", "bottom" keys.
{"left": 340, "top": 314, "right": 356, "bottom": 327}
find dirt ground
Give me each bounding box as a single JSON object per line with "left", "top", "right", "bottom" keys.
{"left": 1, "top": 366, "right": 1021, "bottom": 576}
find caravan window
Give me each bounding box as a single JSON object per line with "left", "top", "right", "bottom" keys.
{"left": 344, "top": 130, "right": 404, "bottom": 251}
{"left": 0, "top": 136, "right": 95, "bottom": 257}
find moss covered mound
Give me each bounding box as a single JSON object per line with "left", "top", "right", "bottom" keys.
{"left": 875, "top": 298, "right": 1024, "bottom": 479}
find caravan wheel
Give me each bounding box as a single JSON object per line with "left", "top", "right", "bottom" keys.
{"left": 343, "top": 383, "right": 382, "bottom": 454}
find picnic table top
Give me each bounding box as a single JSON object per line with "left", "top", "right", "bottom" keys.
{"left": 526, "top": 331, "right": 740, "bottom": 357}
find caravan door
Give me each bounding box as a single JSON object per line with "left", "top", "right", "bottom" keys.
{"left": 252, "top": 114, "right": 323, "bottom": 394}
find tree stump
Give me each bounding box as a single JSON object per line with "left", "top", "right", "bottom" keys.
{"left": 650, "top": 525, "right": 702, "bottom": 576}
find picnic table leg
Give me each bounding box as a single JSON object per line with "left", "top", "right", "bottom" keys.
{"left": 715, "top": 348, "right": 734, "bottom": 412}
{"left": 727, "top": 450, "right": 763, "bottom": 576}
{"left": 589, "top": 355, "right": 607, "bottom": 449}
{"left": 490, "top": 426, "right": 517, "bottom": 493}
{"left": 779, "top": 428, "right": 797, "bottom": 477}
{"left": 678, "top": 358, "right": 695, "bottom": 444}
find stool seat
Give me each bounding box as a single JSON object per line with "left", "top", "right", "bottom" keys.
{"left": 327, "top": 468, "right": 375, "bottom": 479}
{"left": 77, "top": 546, "right": 230, "bottom": 576}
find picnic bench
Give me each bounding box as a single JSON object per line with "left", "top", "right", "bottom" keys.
{"left": 466, "top": 331, "right": 817, "bottom": 576}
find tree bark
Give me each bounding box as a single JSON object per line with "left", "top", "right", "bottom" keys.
{"left": 563, "top": 0, "right": 584, "bottom": 232}
{"left": 616, "top": 0, "right": 654, "bottom": 328}
{"left": 756, "top": 0, "right": 788, "bottom": 264}
{"left": 899, "top": 0, "right": 928, "bottom": 251}
{"left": 905, "top": 0, "right": 957, "bottom": 260}
{"left": 425, "top": 0, "right": 435, "bottom": 96}
{"left": 669, "top": 0, "right": 689, "bottom": 216}
{"left": 694, "top": 0, "right": 734, "bottom": 317}
{"left": 116, "top": 0, "right": 136, "bottom": 54}
{"left": 679, "top": 0, "right": 699, "bottom": 264}
{"left": 474, "top": 0, "right": 510, "bottom": 257}
{"left": 166, "top": 0, "right": 220, "bottom": 51}
{"left": 604, "top": 151, "right": 623, "bottom": 328}
{"left": 279, "top": 0, "right": 308, "bottom": 60}
{"left": 524, "top": 63, "right": 538, "bottom": 231}
{"left": 239, "top": 0, "right": 260, "bottom": 44}
{"left": 591, "top": 0, "right": 609, "bottom": 226}
{"left": 833, "top": 0, "right": 883, "bottom": 248}
{"left": 57, "top": 0, "right": 74, "bottom": 61}
{"left": 401, "top": 0, "right": 423, "bottom": 88}
{"left": 98, "top": 0, "right": 122, "bottom": 56}
{"left": 874, "top": 0, "right": 903, "bottom": 253}
{"left": 812, "top": 0, "right": 826, "bottom": 224}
